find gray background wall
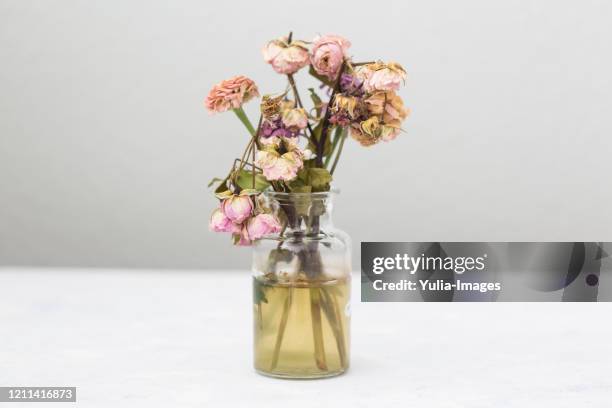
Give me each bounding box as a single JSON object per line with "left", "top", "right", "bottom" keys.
{"left": 1, "top": 0, "right": 611, "bottom": 270}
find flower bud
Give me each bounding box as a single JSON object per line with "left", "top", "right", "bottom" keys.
{"left": 209, "top": 208, "right": 240, "bottom": 233}
{"left": 246, "top": 214, "right": 282, "bottom": 240}
{"left": 222, "top": 195, "right": 253, "bottom": 224}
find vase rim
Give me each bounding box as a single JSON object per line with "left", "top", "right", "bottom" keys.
{"left": 263, "top": 188, "right": 339, "bottom": 198}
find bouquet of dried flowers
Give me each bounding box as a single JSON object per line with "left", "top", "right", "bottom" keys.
{"left": 204, "top": 32, "right": 410, "bottom": 378}
{"left": 205, "top": 32, "right": 409, "bottom": 243}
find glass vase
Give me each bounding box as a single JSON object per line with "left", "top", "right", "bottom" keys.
{"left": 252, "top": 191, "right": 351, "bottom": 379}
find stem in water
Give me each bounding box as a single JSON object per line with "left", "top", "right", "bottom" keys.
{"left": 270, "top": 288, "right": 292, "bottom": 371}
{"left": 310, "top": 287, "right": 328, "bottom": 371}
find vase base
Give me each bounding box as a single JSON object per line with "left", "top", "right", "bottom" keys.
{"left": 255, "top": 367, "right": 348, "bottom": 380}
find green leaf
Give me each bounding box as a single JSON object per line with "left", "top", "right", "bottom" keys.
{"left": 288, "top": 175, "right": 312, "bottom": 216}
{"left": 239, "top": 188, "right": 259, "bottom": 196}
{"left": 308, "top": 65, "right": 334, "bottom": 87}
{"left": 302, "top": 158, "right": 317, "bottom": 169}
{"left": 235, "top": 169, "right": 270, "bottom": 192}
{"left": 296, "top": 168, "right": 309, "bottom": 183}
{"left": 322, "top": 131, "right": 333, "bottom": 157}
{"left": 310, "top": 122, "right": 333, "bottom": 157}
{"left": 306, "top": 168, "right": 332, "bottom": 192}
{"left": 215, "top": 190, "right": 232, "bottom": 200}
{"left": 291, "top": 185, "right": 312, "bottom": 193}
{"left": 207, "top": 177, "right": 224, "bottom": 188}
{"left": 213, "top": 177, "right": 231, "bottom": 197}
{"left": 288, "top": 177, "right": 312, "bottom": 193}
{"left": 254, "top": 279, "right": 268, "bottom": 304}
{"left": 310, "top": 122, "right": 322, "bottom": 141}
{"left": 308, "top": 88, "right": 323, "bottom": 117}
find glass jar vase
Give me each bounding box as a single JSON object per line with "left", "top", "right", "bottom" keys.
{"left": 252, "top": 191, "right": 351, "bottom": 379}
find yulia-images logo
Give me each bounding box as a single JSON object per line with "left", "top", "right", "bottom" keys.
{"left": 372, "top": 253, "right": 488, "bottom": 275}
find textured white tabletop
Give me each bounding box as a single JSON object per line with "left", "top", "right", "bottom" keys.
{"left": 1, "top": 268, "right": 611, "bottom": 407}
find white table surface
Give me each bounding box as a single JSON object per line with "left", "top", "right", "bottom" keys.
{"left": 1, "top": 268, "right": 611, "bottom": 407}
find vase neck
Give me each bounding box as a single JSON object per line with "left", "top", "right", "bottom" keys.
{"left": 264, "top": 191, "right": 336, "bottom": 236}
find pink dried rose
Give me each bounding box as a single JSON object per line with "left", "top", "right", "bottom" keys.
{"left": 221, "top": 194, "right": 253, "bottom": 224}
{"left": 310, "top": 34, "right": 351, "bottom": 80}
{"left": 365, "top": 91, "right": 409, "bottom": 128}
{"left": 204, "top": 76, "right": 259, "bottom": 114}
{"left": 281, "top": 108, "right": 308, "bottom": 130}
{"left": 245, "top": 214, "right": 282, "bottom": 240}
{"left": 262, "top": 37, "right": 310, "bottom": 74}
{"left": 357, "top": 62, "right": 406, "bottom": 92}
{"left": 209, "top": 208, "right": 240, "bottom": 233}
{"left": 255, "top": 149, "right": 304, "bottom": 181}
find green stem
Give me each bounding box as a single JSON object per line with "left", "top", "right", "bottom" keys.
{"left": 287, "top": 74, "right": 316, "bottom": 143}
{"left": 287, "top": 74, "right": 304, "bottom": 109}
{"left": 236, "top": 115, "right": 262, "bottom": 175}
{"left": 251, "top": 115, "right": 262, "bottom": 187}
{"left": 320, "top": 287, "right": 347, "bottom": 368}
{"left": 270, "top": 288, "right": 292, "bottom": 371}
{"left": 233, "top": 107, "right": 256, "bottom": 137}
{"left": 352, "top": 60, "right": 375, "bottom": 66}
{"left": 324, "top": 127, "right": 343, "bottom": 168}
{"left": 330, "top": 128, "right": 347, "bottom": 175}
{"left": 316, "top": 61, "right": 345, "bottom": 166}
{"left": 310, "top": 287, "right": 328, "bottom": 371}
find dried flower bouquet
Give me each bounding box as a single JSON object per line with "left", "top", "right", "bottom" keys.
{"left": 205, "top": 32, "right": 409, "bottom": 377}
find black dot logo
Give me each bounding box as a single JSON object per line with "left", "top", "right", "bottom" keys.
{"left": 586, "top": 274, "right": 599, "bottom": 287}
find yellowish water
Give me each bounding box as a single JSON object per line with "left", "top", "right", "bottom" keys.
{"left": 253, "top": 276, "right": 351, "bottom": 378}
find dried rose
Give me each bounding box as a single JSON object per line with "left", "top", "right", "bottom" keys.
{"left": 245, "top": 214, "right": 282, "bottom": 240}
{"left": 221, "top": 194, "right": 253, "bottom": 224}
{"left": 255, "top": 149, "right": 304, "bottom": 181}
{"left": 209, "top": 208, "right": 240, "bottom": 233}
{"left": 357, "top": 62, "right": 406, "bottom": 92}
{"left": 365, "top": 91, "right": 409, "bottom": 127}
{"left": 349, "top": 125, "right": 378, "bottom": 147}
{"left": 310, "top": 34, "right": 351, "bottom": 80}
{"left": 262, "top": 37, "right": 310, "bottom": 75}
{"left": 349, "top": 114, "right": 403, "bottom": 146}
{"left": 332, "top": 94, "right": 363, "bottom": 119}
